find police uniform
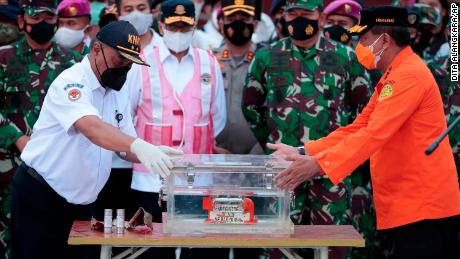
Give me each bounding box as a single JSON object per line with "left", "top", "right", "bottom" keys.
{"left": 309, "top": 7, "right": 460, "bottom": 258}
{"left": 213, "top": 0, "right": 261, "bottom": 155}
{"left": 11, "top": 21, "right": 146, "bottom": 259}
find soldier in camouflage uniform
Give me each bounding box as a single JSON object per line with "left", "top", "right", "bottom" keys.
{"left": 242, "top": 0, "right": 371, "bottom": 258}
{"left": 0, "top": 1, "right": 81, "bottom": 258}
{"left": 407, "top": 3, "right": 440, "bottom": 59}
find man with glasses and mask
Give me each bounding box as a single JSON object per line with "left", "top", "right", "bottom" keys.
{"left": 11, "top": 20, "right": 181, "bottom": 259}
{"left": 55, "top": 0, "right": 92, "bottom": 55}
{"left": 213, "top": 0, "right": 262, "bottom": 155}
{"left": 271, "top": 6, "right": 460, "bottom": 259}
{"left": 242, "top": 1, "right": 370, "bottom": 257}
{"left": 128, "top": 1, "right": 226, "bottom": 258}
{"left": 0, "top": 0, "right": 82, "bottom": 258}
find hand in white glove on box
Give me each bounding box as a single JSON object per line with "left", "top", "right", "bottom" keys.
{"left": 130, "top": 138, "right": 183, "bottom": 178}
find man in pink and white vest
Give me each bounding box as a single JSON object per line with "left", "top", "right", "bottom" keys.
{"left": 128, "top": 0, "right": 226, "bottom": 225}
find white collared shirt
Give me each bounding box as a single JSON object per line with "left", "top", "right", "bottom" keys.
{"left": 21, "top": 56, "right": 136, "bottom": 205}
{"left": 129, "top": 41, "right": 227, "bottom": 193}
{"left": 111, "top": 29, "right": 163, "bottom": 169}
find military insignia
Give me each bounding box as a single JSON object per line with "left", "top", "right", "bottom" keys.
{"left": 408, "top": 14, "right": 417, "bottom": 25}
{"left": 348, "top": 25, "right": 367, "bottom": 33}
{"left": 201, "top": 73, "right": 212, "bottom": 85}
{"left": 222, "top": 49, "right": 230, "bottom": 59}
{"left": 175, "top": 5, "right": 186, "bottom": 15}
{"left": 378, "top": 85, "right": 393, "bottom": 101}
{"left": 243, "top": 27, "right": 250, "bottom": 38}
{"left": 235, "top": 0, "right": 245, "bottom": 5}
{"left": 344, "top": 4, "right": 351, "bottom": 14}
{"left": 288, "top": 25, "right": 294, "bottom": 36}
{"left": 340, "top": 33, "right": 349, "bottom": 43}
{"left": 247, "top": 51, "right": 254, "bottom": 61}
{"left": 68, "top": 5, "right": 78, "bottom": 16}
{"left": 305, "top": 24, "right": 314, "bottom": 35}
{"left": 68, "top": 89, "right": 81, "bottom": 101}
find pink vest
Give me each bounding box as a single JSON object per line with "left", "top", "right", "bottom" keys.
{"left": 133, "top": 46, "right": 216, "bottom": 174}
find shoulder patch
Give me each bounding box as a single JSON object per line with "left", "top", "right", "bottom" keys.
{"left": 64, "top": 83, "right": 85, "bottom": 91}
{"left": 68, "top": 88, "right": 82, "bottom": 101}
{"left": 378, "top": 85, "right": 393, "bottom": 101}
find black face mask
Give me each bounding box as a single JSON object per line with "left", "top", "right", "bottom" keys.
{"left": 286, "top": 17, "right": 319, "bottom": 41}
{"left": 96, "top": 47, "right": 131, "bottom": 91}
{"left": 412, "top": 27, "right": 433, "bottom": 54}
{"left": 324, "top": 25, "right": 351, "bottom": 44}
{"left": 275, "top": 17, "right": 289, "bottom": 38}
{"left": 223, "top": 20, "right": 254, "bottom": 46}
{"left": 23, "top": 19, "right": 56, "bottom": 45}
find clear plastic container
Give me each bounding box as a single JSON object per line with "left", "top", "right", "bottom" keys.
{"left": 163, "top": 154, "right": 294, "bottom": 235}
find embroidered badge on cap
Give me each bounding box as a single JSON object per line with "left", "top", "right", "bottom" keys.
{"left": 378, "top": 85, "right": 393, "bottom": 101}
{"left": 201, "top": 73, "right": 212, "bottom": 85}
{"left": 175, "top": 5, "right": 186, "bottom": 15}
{"left": 68, "top": 89, "right": 81, "bottom": 101}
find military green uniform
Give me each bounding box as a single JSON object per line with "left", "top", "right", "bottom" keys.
{"left": 0, "top": 36, "right": 81, "bottom": 258}
{"left": 214, "top": 43, "right": 263, "bottom": 154}
{"left": 81, "top": 44, "right": 90, "bottom": 56}
{"left": 242, "top": 32, "right": 371, "bottom": 225}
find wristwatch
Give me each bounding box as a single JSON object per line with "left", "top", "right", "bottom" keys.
{"left": 298, "top": 146, "right": 306, "bottom": 155}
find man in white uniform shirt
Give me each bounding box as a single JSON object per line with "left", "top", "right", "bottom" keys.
{"left": 128, "top": 1, "right": 226, "bottom": 258}
{"left": 11, "top": 21, "right": 181, "bottom": 259}
{"left": 95, "top": 0, "right": 164, "bottom": 222}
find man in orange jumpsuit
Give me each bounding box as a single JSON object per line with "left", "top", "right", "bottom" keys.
{"left": 269, "top": 6, "right": 460, "bottom": 259}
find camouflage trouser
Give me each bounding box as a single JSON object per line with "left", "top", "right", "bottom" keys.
{"left": 261, "top": 176, "right": 352, "bottom": 259}
{"left": 0, "top": 169, "right": 14, "bottom": 259}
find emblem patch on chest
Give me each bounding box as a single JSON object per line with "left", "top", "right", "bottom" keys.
{"left": 68, "top": 89, "right": 81, "bottom": 101}
{"left": 378, "top": 85, "right": 393, "bottom": 101}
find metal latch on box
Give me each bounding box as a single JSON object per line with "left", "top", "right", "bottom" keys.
{"left": 264, "top": 163, "right": 274, "bottom": 189}
{"left": 186, "top": 163, "right": 195, "bottom": 188}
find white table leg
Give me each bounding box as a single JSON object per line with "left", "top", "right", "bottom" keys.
{"left": 100, "top": 245, "right": 112, "bottom": 259}
{"left": 314, "top": 247, "right": 328, "bottom": 259}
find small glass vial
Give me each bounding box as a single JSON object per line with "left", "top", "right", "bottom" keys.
{"left": 116, "top": 209, "right": 125, "bottom": 234}
{"left": 104, "top": 209, "right": 113, "bottom": 234}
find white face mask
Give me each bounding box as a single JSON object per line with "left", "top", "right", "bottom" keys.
{"left": 162, "top": 28, "right": 194, "bottom": 53}
{"left": 119, "top": 11, "right": 153, "bottom": 35}
{"left": 54, "top": 27, "right": 86, "bottom": 49}
{"left": 194, "top": 1, "right": 204, "bottom": 21}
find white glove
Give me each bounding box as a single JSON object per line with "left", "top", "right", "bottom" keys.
{"left": 130, "top": 138, "right": 180, "bottom": 178}
{"left": 158, "top": 146, "right": 184, "bottom": 156}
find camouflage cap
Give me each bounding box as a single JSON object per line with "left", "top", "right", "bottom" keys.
{"left": 285, "top": 0, "right": 323, "bottom": 11}
{"left": 408, "top": 3, "right": 440, "bottom": 27}
{"left": 20, "top": 0, "right": 57, "bottom": 16}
